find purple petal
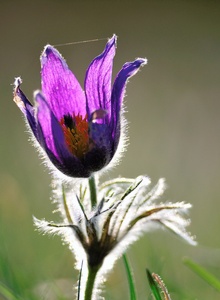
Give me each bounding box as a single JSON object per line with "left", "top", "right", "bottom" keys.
{"left": 110, "top": 58, "right": 147, "bottom": 143}
{"left": 41, "top": 45, "right": 86, "bottom": 121}
{"left": 35, "top": 92, "right": 72, "bottom": 162}
{"left": 36, "top": 92, "right": 90, "bottom": 177}
{"left": 13, "top": 77, "right": 37, "bottom": 136}
{"left": 84, "top": 35, "right": 116, "bottom": 120}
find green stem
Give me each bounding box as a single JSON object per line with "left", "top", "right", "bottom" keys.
{"left": 84, "top": 265, "right": 99, "bottom": 300}
{"left": 88, "top": 175, "right": 97, "bottom": 208}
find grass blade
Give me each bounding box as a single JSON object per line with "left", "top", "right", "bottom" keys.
{"left": 77, "top": 260, "right": 84, "bottom": 300}
{"left": 123, "top": 254, "right": 137, "bottom": 300}
{"left": 146, "top": 269, "right": 162, "bottom": 300}
{"left": 183, "top": 257, "right": 220, "bottom": 292}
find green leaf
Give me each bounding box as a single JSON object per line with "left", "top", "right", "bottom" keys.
{"left": 146, "top": 269, "right": 162, "bottom": 300}
{"left": 77, "top": 261, "right": 83, "bottom": 300}
{"left": 183, "top": 257, "right": 220, "bottom": 292}
{"left": 123, "top": 254, "right": 137, "bottom": 300}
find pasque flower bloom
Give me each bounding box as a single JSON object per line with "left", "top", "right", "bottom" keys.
{"left": 13, "top": 35, "right": 147, "bottom": 178}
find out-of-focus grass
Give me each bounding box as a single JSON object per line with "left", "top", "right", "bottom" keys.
{"left": 184, "top": 258, "right": 220, "bottom": 292}
{"left": 0, "top": 221, "right": 37, "bottom": 300}
{"left": 0, "top": 281, "right": 22, "bottom": 300}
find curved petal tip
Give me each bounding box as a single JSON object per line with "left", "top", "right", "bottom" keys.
{"left": 42, "top": 44, "right": 54, "bottom": 55}
{"left": 108, "top": 34, "right": 117, "bottom": 47}
{"left": 14, "top": 76, "right": 22, "bottom": 88}
{"left": 40, "top": 44, "right": 66, "bottom": 67}
{"left": 139, "top": 57, "right": 148, "bottom": 65}
{"left": 134, "top": 57, "right": 148, "bottom": 67}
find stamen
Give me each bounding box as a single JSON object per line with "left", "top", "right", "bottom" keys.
{"left": 60, "top": 114, "right": 90, "bottom": 158}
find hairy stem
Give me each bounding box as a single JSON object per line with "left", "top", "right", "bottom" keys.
{"left": 84, "top": 265, "right": 99, "bottom": 300}
{"left": 88, "top": 175, "right": 97, "bottom": 208}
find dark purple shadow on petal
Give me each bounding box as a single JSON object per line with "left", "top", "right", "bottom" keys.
{"left": 83, "top": 147, "right": 109, "bottom": 173}
{"left": 60, "top": 157, "right": 91, "bottom": 178}
{"left": 89, "top": 122, "right": 113, "bottom": 161}
{"left": 35, "top": 92, "right": 66, "bottom": 161}
{"left": 36, "top": 121, "right": 64, "bottom": 169}
{"left": 41, "top": 45, "right": 86, "bottom": 121}
{"left": 85, "top": 35, "right": 116, "bottom": 121}
{"left": 111, "top": 58, "right": 147, "bottom": 151}
{"left": 13, "top": 78, "right": 37, "bottom": 137}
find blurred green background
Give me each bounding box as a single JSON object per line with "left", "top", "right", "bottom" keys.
{"left": 1, "top": 0, "right": 220, "bottom": 299}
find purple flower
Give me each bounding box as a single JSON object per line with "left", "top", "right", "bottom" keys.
{"left": 13, "top": 35, "right": 147, "bottom": 178}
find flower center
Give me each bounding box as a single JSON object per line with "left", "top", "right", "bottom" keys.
{"left": 60, "top": 114, "right": 90, "bottom": 158}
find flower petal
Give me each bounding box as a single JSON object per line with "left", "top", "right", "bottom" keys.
{"left": 84, "top": 35, "right": 116, "bottom": 120}
{"left": 13, "top": 77, "right": 37, "bottom": 137}
{"left": 35, "top": 92, "right": 90, "bottom": 177}
{"left": 41, "top": 45, "right": 86, "bottom": 120}
{"left": 110, "top": 58, "right": 147, "bottom": 146}
{"left": 35, "top": 92, "right": 70, "bottom": 161}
